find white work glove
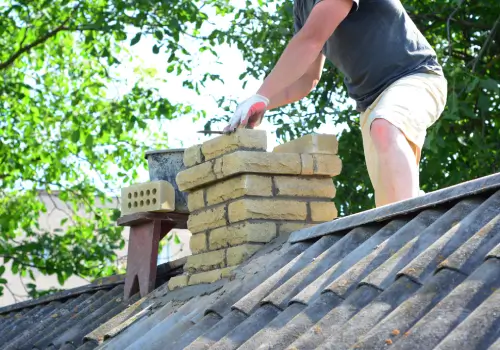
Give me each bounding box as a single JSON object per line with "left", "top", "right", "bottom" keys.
{"left": 223, "top": 94, "right": 269, "bottom": 132}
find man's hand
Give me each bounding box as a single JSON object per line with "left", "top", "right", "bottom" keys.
{"left": 224, "top": 94, "right": 269, "bottom": 132}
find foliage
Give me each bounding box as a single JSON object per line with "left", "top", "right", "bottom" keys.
{"left": 1, "top": 0, "right": 498, "bottom": 301}
{"left": 0, "top": 0, "right": 233, "bottom": 299}
{"left": 204, "top": 0, "right": 500, "bottom": 215}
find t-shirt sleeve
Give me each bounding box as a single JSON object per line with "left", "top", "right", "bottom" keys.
{"left": 314, "top": 0, "right": 359, "bottom": 13}
{"left": 293, "top": 2, "right": 303, "bottom": 34}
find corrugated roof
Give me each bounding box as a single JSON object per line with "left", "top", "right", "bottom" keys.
{"left": 1, "top": 172, "right": 500, "bottom": 350}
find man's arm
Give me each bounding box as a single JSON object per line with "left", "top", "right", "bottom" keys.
{"left": 267, "top": 53, "right": 326, "bottom": 110}
{"left": 256, "top": 0, "right": 353, "bottom": 100}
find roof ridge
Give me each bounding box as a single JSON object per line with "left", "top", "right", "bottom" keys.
{"left": 290, "top": 172, "right": 500, "bottom": 243}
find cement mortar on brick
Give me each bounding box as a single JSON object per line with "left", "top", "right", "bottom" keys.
{"left": 187, "top": 204, "right": 227, "bottom": 233}
{"left": 206, "top": 174, "right": 273, "bottom": 206}
{"left": 167, "top": 275, "right": 188, "bottom": 291}
{"left": 279, "top": 222, "right": 317, "bottom": 235}
{"left": 209, "top": 221, "right": 277, "bottom": 250}
{"left": 226, "top": 244, "right": 263, "bottom": 266}
{"left": 273, "top": 133, "right": 338, "bottom": 155}
{"left": 274, "top": 176, "right": 336, "bottom": 198}
{"left": 228, "top": 198, "right": 308, "bottom": 223}
{"left": 201, "top": 129, "right": 267, "bottom": 160}
{"left": 185, "top": 250, "right": 226, "bottom": 273}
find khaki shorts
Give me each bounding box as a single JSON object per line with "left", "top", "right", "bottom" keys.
{"left": 360, "top": 72, "right": 448, "bottom": 198}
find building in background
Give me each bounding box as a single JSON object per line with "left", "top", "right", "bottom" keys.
{"left": 0, "top": 191, "right": 191, "bottom": 307}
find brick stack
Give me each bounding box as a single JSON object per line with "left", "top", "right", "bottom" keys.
{"left": 167, "top": 130, "right": 342, "bottom": 290}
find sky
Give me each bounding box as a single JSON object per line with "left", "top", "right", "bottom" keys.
{"left": 103, "top": 2, "right": 346, "bottom": 186}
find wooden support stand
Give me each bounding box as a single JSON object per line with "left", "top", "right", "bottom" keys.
{"left": 117, "top": 212, "right": 188, "bottom": 300}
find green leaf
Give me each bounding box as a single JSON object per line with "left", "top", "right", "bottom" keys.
{"left": 154, "top": 30, "right": 164, "bottom": 40}
{"left": 153, "top": 45, "right": 160, "bottom": 54}
{"left": 174, "top": 233, "right": 181, "bottom": 244}
{"left": 130, "top": 32, "right": 142, "bottom": 46}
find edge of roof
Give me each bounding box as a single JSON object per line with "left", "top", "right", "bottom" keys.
{"left": 290, "top": 172, "right": 500, "bottom": 243}
{"left": 0, "top": 257, "right": 186, "bottom": 315}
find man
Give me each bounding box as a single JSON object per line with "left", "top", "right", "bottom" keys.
{"left": 223, "top": 0, "right": 447, "bottom": 208}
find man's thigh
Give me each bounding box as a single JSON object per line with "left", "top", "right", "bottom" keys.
{"left": 360, "top": 72, "right": 448, "bottom": 189}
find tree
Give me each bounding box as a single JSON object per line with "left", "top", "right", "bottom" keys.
{"left": 1, "top": 0, "right": 498, "bottom": 300}
{"left": 0, "top": 0, "right": 233, "bottom": 299}
{"left": 204, "top": 0, "right": 500, "bottom": 215}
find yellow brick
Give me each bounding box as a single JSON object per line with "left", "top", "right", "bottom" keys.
{"left": 168, "top": 275, "right": 188, "bottom": 291}
{"left": 313, "top": 154, "right": 342, "bottom": 177}
{"left": 209, "top": 221, "right": 276, "bottom": 249}
{"left": 201, "top": 129, "right": 267, "bottom": 160}
{"left": 189, "top": 233, "right": 207, "bottom": 254}
{"left": 214, "top": 157, "right": 224, "bottom": 179}
{"left": 187, "top": 189, "right": 205, "bottom": 212}
{"left": 310, "top": 201, "right": 338, "bottom": 222}
{"left": 221, "top": 151, "right": 302, "bottom": 178}
{"left": 226, "top": 244, "right": 262, "bottom": 266}
{"left": 274, "top": 177, "right": 336, "bottom": 198}
{"left": 273, "top": 133, "right": 338, "bottom": 155}
{"left": 183, "top": 144, "right": 203, "bottom": 167}
{"left": 228, "top": 198, "right": 307, "bottom": 223}
{"left": 187, "top": 204, "right": 227, "bottom": 233}
{"left": 206, "top": 175, "right": 272, "bottom": 206}
{"left": 188, "top": 269, "right": 223, "bottom": 285}
{"left": 176, "top": 161, "right": 216, "bottom": 192}
{"left": 185, "top": 250, "right": 225, "bottom": 273}
{"left": 279, "top": 222, "right": 316, "bottom": 235}
{"left": 301, "top": 154, "right": 314, "bottom": 175}
{"left": 221, "top": 266, "right": 236, "bottom": 278}
{"left": 121, "top": 180, "right": 175, "bottom": 215}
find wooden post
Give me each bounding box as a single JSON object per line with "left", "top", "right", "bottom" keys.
{"left": 117, "top": 212, "right": 188, "bottom": 300}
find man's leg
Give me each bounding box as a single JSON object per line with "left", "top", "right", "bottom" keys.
{"left": 370, "top": 119, "right": 420, "bottom": 207}
{"left": 360, "top": 72, "right": 448, "bottom": 208}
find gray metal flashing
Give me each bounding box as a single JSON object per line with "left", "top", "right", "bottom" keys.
{"left": 289, "top": 172, "right": 500, "bottom": 243}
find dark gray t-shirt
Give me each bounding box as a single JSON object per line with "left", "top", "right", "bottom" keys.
{"left": 294, "top": 0, "right": 444, "bottom": 112}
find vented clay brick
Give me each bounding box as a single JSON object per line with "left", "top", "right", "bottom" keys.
{"left": 176, "top": 160, "right": 216, "bottom": 192}
{"left": 187, "top": 189, "right": 205, "bottom": 212}
{"left": 274, "top": 176, "right": 336, "bottom": 198}
{"left": 185, "top": 250, "right": 226, "bottom": 273}
{"left": 273, "top": 133, "right": 338, "bottom": 155}
{"left": 228, "top": 198, "right": 308, "bottom": 222}
{"left": 183, "top": 144, "right": 203, "bottom": 167}
{"left": 206, "top": 175, "right": 272, "bottom": 206}
{"left": 187, "top": 204, "right": 227, "bottom": 233}
{"left": 209, "top": 221, "right": 276, "bottom": 249}
{"left": 310, "top": 201, "right": 338, "bottom": 222}
{"left": 121, "top": 181, "right": 175, "bottom": 215}
{"left": 226, "top": 244, "right": 262, "bottom": 266}
{"left": 201, "top": 129, "right": 267, "bottom": 160}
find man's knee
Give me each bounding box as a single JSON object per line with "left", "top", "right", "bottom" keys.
{"left": 370, "top": 118, "right": 404, "bottom": 153}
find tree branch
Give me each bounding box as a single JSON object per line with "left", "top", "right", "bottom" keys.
{"left": 471, "top": 14, "right": 500, "bottom": 72}
{"left": 0, "top": 5, "right": 79, "bottom": 71}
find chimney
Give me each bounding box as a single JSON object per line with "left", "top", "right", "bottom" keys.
{"left": 168, "top": 130, "right": 342, "bottom": 290}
